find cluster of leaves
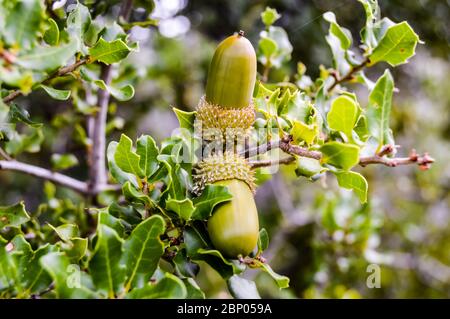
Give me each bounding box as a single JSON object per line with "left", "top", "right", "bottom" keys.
{"left": 0, "top": 0, "right": 147, "bottom": 162}
{"left": 253, "top": 2, "right": 420, "bottom": 204}
{"left": 0, "top": 0, "right": 425, "bottom": 299}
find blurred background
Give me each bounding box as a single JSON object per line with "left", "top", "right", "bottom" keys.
{"left": 1, "top": 0, "right": 449, "bottom": 298}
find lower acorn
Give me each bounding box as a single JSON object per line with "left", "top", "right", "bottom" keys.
{"left": 193, "top": 152, "right": 259, "bottom": 258}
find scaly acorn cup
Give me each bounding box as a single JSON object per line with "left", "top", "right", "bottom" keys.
{"left": 193, "top": 152, "right": 259, "bottom": 258}
{"left": 196, "top": 31, "right": 257, "bottom": 139}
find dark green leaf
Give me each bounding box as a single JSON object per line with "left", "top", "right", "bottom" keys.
{"left": 89, "top": 225, "right": 125, "bottom": 298}
{"left": 122, "top": 181, "right": 152, "bottom": 206}
{"left": 136, "top": 135, "right": 159, "bottom": 178}
{"left": 121, "top": 215, "right": 165, "bottom": 289}
{"left": 39, "top": 85, "right": 71, "bottom": 101}
{"left": 126, "top": 273, "right": 186, "bottom": 299}
{"left": 114, "top": 134, "right": 144, "bottom": 178}
{"left": 191, "top": 185, "right": 233, "bottom": 220}
{"left": 89, "top": 38, "right": 133, "bottom": 65}
{"left": 166, "top": 198, "right": 195, "bottom": 221}
{"left": 107, "top": 141, "right": 140, "bottom": 188}
{"left": 40, "top": 252, "right": 97, "bottom": 298}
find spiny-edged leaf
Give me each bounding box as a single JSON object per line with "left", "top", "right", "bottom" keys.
{"left": 323, "top": 11, "right": 352, "bottom": 50}
{"left": 327, "top": 95, "right": 359, "bottom": 142}
{"left": 89, "top": 38, "right": 133, "bottom": 65}
{"left": 5, "top": 128, "right": 44, "bottom": 156}
{"left": 184, "top": 225, "right": 245, "bottom": 279}
{"left": 0, "top": 201, "right": 30, "bottom": 228}
{"left": 15, "top": 39, "right": 79, "bottom": 71}
{"left": 295, "top": 157, "right": 326, "bottom": 178}
{"left": 136, "top": 135, "right": 159, "bottom": 178}
{"left": 191, "top": 185, "right": 233, "bottom": 220}
{"left": 253, "top": 260, "right": 290, "bottom": 289}
{"left": 107, "top": 141, "right": 140, "bottom": 188}
{"left": 51, "top": 153, "right": 79, "bottom": 170}
{"left": 20, "top": 242, "right": 55, "bottom": 294}
{"left": 1, "top": 235, "right": 55, "bottom": 295}
{"left": 93, "top": 80, "right": 134, "bottom": 101}
{"left": 121, "top": 215, "right": 165, "bottom": 289}
{"left": 39, "top": 85, "right": 71, "bottom": 101}
{"left": 320, "top": 141, "right": 360, "bottom": 170}
{"left": 227, "top": 275, "right": 261, "bottom": 299}
{"left": 367, "top": 70, "right": 394, "bottom": 150}
{"left": 3, "top": 0, "right": 45, "bottom": 49}
{"left": 173, "top": 108, "right": 196, "bottom": 132}
{"left": 257, "top": 228, "right": 269, "bottom": 253}
{"left": 40, "top": 252, "right": 98, "bottom": 298}
{"left": 126, "top": 273, "right": 186, "bottom": 299}
{"left": 43, "top": 18, "right": 60, "bottom": 46}
{"left": 8, "top": 104, "right": 42, "bottom": 127}
{"left": 184, "top": 278, "right": 205, "bottom": 299}
{"left": 114, "top": 134, "right": 144, "bottom": 178}
{"left": 48, "top": 223, "right": 79, "bottom": 242}
{"left": 166, "top": 197, "right": 195, "bottom": 221}
{"left": 122, "top": 181, "right": 153, "bottom": 207}
{"left": 291, "top": 120, "right": 318, "bottom": 145}
{"left": 368, "top": 21, "right": 420, "bottom": 66}
{"left": 334, "top": 170, "right": 368, "bottom": 203}
{"left": 89, "top": 225, "right": 125, "bottom": 298}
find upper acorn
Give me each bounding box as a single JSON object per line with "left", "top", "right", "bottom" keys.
{"left": 205, "top": 31, "right": 257, "bottom": 109}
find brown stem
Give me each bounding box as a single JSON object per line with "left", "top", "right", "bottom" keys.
{"left": 2, "top": 59, "right": 88, "bottom": 104}
{"left": 327, "top": 58, "right": 369, "bottom": 92}
{"left": 249, "top": 156, "right": 296, "bottom": 169}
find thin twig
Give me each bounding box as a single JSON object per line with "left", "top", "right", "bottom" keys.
{"left": 239, "top": 140, "right": 280, "bottom": 158}
{"left": 359, "top": 149, "right": 434, "bottom": 170}
{"left": 0, "top": 160, "right": 88, "bottom": 193}
{"left": 0, "top": 160, "right": 120, "bottom": 194}
{"left": 2, "top": 59, "right": 88, "bottom": 104}
{"left": 249, "top": 156, "right": 296, "bottom": 169}
{"left": 327, "top": 58, "right": 370, "bottom": 92}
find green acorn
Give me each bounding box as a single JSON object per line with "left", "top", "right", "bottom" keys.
{"left": 196, "top": 31, "right": 257, "bottom": 137}
{"left": 207, "top": 179, "right": 259, "bottom": 258}
{"left": 205, "top": 30, "right": 257, "bottom": 109}
{"left": 193, "top": 152, "right": 258, "bottom": 258}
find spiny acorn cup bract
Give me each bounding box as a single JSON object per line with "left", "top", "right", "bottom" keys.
{"left": 196, "top": 31, "right": 257, "bottom": 138}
